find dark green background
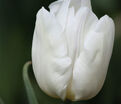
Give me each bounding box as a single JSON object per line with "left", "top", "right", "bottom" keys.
{"left": 0, "top": 0, "right": 121, "bottom": 104}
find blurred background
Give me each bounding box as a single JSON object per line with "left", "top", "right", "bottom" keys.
{"left": 0, "top": 0, "right": 121, "bottom": 104}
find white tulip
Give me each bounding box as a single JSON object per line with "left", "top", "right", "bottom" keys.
{"left": 32, "top": 0, "right": 115, "bottom": 101}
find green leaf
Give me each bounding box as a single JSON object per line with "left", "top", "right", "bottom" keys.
{"left": 23, "top": 61, "right": 39, "bottom": 104}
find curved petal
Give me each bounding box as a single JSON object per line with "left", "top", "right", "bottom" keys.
{"left": 69, "top": 15, "right": 114, "bottom": 100}
{"left": 32, "top": 7, "right": 72, "bottom": 100}
{"left": 75, "top": 7, "right": 98, "bottom": 58}
{"left": 49, "top": 0, "right": 92, "bottom": 29}
{"left": 64, "top": 7, "right": 76, "bottom": 60}
{"left": 70, "top": 0, "right": 92, "bottom": 11}
{"left": 49, "top": 0, "right": 63, "bottom": 14}
{"left": 56, "top": 0, "right": 70, "bottom": 29}
{"left": 49, "top": 0, "right": 92, "bottom": 14}
{"left": 94, "top": 15, "right": 115, "bottom": 68}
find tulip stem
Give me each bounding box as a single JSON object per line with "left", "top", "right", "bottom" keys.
{"left": 0, "top": 98, "right": 4, "bottom": 104}
{"left": 62, "top": 100, "right": 72, "bottom": 104}
{"left": 23, "top": 61, "right": 39, "bottom": 104}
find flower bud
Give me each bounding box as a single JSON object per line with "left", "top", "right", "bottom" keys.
{"left": 32, "top": 0, "right": 115, "bottom": 101}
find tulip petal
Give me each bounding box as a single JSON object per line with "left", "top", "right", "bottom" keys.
{"left": 56, "top": 0, "right": 70, "bottom": 29}
{"left": 49, "top": 0, "right": 92, "bottom": 14}
{"left": 32, "top": 7, "right": 72, "bottom": 100}
{"left": 69, "top": 15, "right": 114, "bottom": 100}
{"left": 36, "top": 7, "right": 67, "bottom": 57}
{"left": 64, "top": 7, "right": 76, "bottom": 60}
{"left": 49, "top": 0, "right": 63, "bottom": 14}
{"left": 70, "top": 0, "right": 92, "bottom": 11}
{"left": 32, "top": 0, "right": 115, "bottom": 101}
{"left": 94, "top": 15, "right": 115, "bottom": 67}
{"left": 75, "top": 7, "right": 98, "bottom": 58}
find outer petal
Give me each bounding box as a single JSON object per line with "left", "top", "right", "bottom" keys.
{"left": 69, "top": 15, "right": 115, "bottom": 100}
{"left": 75, "top": 7, "right": 98, "bottom": 58}
{"left": 32, "top": 7, "right": 72, "bottom": 100}
{"left": 64, "top": 7, "right": 76, "bottom": 60}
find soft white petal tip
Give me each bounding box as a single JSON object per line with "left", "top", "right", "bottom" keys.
{"left": 36, "top": 7, "right": 48, "bottom": 18}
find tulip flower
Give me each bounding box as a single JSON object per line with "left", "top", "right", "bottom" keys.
{"left": 32, "top": 0, "right": 115, "bottom": 101}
